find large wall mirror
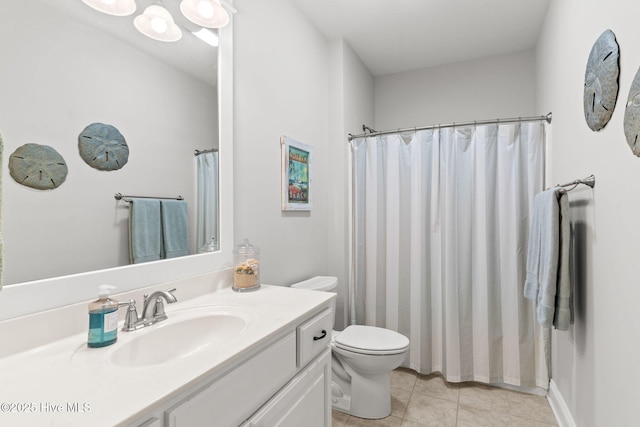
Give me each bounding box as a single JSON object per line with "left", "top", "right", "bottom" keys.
{"left": 1, "top": 0, "right": 226, "bottom": 284}
{"left": 0, "top": 0, "right": 234, "bottom": 318}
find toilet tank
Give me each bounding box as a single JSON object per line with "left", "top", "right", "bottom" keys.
{"left": 290, "top": 276, "right": 337, "bottom": 292}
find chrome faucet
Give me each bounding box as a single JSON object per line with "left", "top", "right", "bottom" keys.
{"left": 121, "top": 288, "right": 178, "bottom": 332}
{"left": 141, "top": 289, "right": 178, "bottom": 322}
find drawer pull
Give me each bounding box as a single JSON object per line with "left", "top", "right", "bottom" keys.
{"left": 313, "top": 330, "right": 327, "bottom": 341}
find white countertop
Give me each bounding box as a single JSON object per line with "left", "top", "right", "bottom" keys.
{"left": 0, "top": 285, "right": 334, "bottom": 427}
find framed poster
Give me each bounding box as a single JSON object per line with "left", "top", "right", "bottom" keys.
{"left": 281, "top": 135, "right": 313, "bottom": 211}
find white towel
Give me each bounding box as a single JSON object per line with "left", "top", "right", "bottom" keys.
{"left": 524, "top": 187, "right": 572, "bottom": 329}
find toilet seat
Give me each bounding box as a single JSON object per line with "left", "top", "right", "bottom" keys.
{"left": 334, "top": 325, "right": 409, "bottom": 355}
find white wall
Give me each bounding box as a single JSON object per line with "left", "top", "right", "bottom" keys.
{"left": 232, "top": 3, "right": 375, "bottom": 332}
{"left": 537, "top": 1, "right": 640, "bottom": 425}
{"left": 0, "top": 1, "right": 217, "bottom": 284}
{"left": 233, "top": 0, "right": 330, "bottom": 285}
{"left": 328, "top": 40, "right": 374, "bottom": 330}
{"left": 374, "top": 50, "right": 537, "bottom": 130}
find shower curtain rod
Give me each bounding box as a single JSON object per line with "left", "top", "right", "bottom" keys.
{"left": 347, "top": 112, "right": 552, "bottom": 141}
{"left": 194, "top": 148, "right": 218, "bottom": 156}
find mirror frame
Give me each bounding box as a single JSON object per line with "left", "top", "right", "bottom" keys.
{"left": 0, "top": 3, "right": 234, "bottom": 321}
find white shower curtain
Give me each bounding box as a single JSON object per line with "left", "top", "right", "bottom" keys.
{"left": 350, "top": 121, "right": 549, "bottom": 388}
{"left": 196, "top": 151, "right": 219, "bottom": 251}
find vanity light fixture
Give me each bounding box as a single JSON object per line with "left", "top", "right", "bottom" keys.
{"left": 180, "top": 0, "right": 230, "bottom": 28}
{"left": 192, "top": 28, "right": 218, "bottom": 47}
{"left": 134, "top": 4, "right": 182, "bottom": 42}
{"left": 81, "top": 0, "right": 137, "bottom": 16}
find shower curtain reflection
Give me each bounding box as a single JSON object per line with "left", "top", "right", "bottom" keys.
{"left": 350, "top": 121, "right": 548, "bottom": 389}
{"left": 196, "top": 150, "right": 219, "bottom": 252}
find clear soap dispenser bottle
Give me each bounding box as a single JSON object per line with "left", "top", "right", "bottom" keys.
{"left": 88, "top": 285, "right": 119, "bottom": 348}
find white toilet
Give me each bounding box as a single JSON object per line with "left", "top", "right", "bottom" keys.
{"left": 291, "top": 276, "right": 410, "bottom": 419}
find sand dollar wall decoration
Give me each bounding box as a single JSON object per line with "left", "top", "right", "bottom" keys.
{"left": 583, "top": 29, "right": 620, "bottom": 131}
{"left": 623, "top": 67, "right": 640, "bottom": 156}
{"left": 9, "top": 143, "right": 68, "bottom": 190}
{"left": 78, "top": 123, "right": 129, "bottom": 171}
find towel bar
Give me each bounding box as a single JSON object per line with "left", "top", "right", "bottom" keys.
{"left": 556, "top": 174, "right": 595, "bottom": 191}
{"left": 115, "top": 193, "right": 184, "bottom": 203}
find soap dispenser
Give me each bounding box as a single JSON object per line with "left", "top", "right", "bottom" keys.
{"left": 88, "top": 285, "right": 119, "bottom": 348}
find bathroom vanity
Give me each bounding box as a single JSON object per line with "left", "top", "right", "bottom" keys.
{"left": 0, "top": 271, "right": 335, "bottom": 427}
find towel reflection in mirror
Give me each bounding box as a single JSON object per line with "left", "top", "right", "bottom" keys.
{"left": 129, "top": 198, "right": 190, "bottom": 264}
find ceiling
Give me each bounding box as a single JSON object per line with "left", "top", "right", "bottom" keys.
{"left": 45, "top": 0, "right": 218, "bottom": 87}
{"left": 291, "top": 0, "right": 552, "bottom": 76}
{"left": 47, "top": 0, "right": 551, "bottom": 85}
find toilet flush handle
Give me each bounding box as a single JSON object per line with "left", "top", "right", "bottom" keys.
{"left": 313, "top": 330, "right": 327, "bottom": 341}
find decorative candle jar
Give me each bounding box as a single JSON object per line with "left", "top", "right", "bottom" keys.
{"left": 232, "top": 238, "right": 260, "bottom": 292}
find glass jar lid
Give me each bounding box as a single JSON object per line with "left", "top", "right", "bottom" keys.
{"left": 233, "top": 238, "right": 260, "bottom": 255}
{"left": 198, "top": 236, "right": 218, "bottom": 253}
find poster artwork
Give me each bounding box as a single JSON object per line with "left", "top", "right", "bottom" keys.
{"left": 281, "top": 136, "right": 313, "bottom": 211}
{"left": 288, "top": 146, "right": 309, "bottom": 203}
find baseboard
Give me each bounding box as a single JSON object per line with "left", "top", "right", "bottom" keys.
{"left": 547, "top": 380, "right": 576, "bottom": 427}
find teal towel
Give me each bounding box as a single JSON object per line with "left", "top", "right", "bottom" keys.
{"left": 161, "top": 200, "right": 190, "bottom": 259}
{"left": 554, "top": 192, "right": 572, "bottom": 330}
{"left": 129, "top": 198, "right": 162, "bottom": 264}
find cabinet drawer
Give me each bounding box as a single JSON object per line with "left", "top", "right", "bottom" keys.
{"left": 297, "top": 308, "right": 333, "bottom": 367}
{"left": 165, "top": 332, "right": 297, "bottom": 427}
{"left": 137, "top": 417, "right": 162, "bottom": 427}
{"left": 243, "top": 348, "right": 331, "bottom": 427}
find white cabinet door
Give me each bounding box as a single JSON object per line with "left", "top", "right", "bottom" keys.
{"left": 245, "top": 348, "right": 331, "bottom": 427}
{"left": 165, "top": 332, "right": 297, "bottom": 427}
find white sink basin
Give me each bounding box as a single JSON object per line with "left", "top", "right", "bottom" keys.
{"left": 109, "top": 306, "right": 254, "bottom": 367}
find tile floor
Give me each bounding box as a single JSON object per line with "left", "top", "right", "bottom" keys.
{"left": 331, "top": 368, "right": 558, "bottom": 427}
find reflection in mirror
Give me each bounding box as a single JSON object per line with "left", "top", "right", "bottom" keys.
{"left": 0, "top": 0, "right": 221, "bottom": 285}
{"left": 195, "top": 148, "right": 219, "bottom": 252}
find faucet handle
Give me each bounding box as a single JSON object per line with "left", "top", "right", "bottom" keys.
{"left": 152, "top": 288, "right": 177, "bottom": 320}
{"left": 120, "top": 299, "right": 139, "bottom": 331}
{"left": 153, "top": 298, "right": 167, "bottom": 319}
{"left": 117, "top": 300, "right": 132, "bottom": 309}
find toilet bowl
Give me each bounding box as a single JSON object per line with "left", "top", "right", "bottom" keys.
{"left": 290, "top": 276, "right": 410, "bottom": 419}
